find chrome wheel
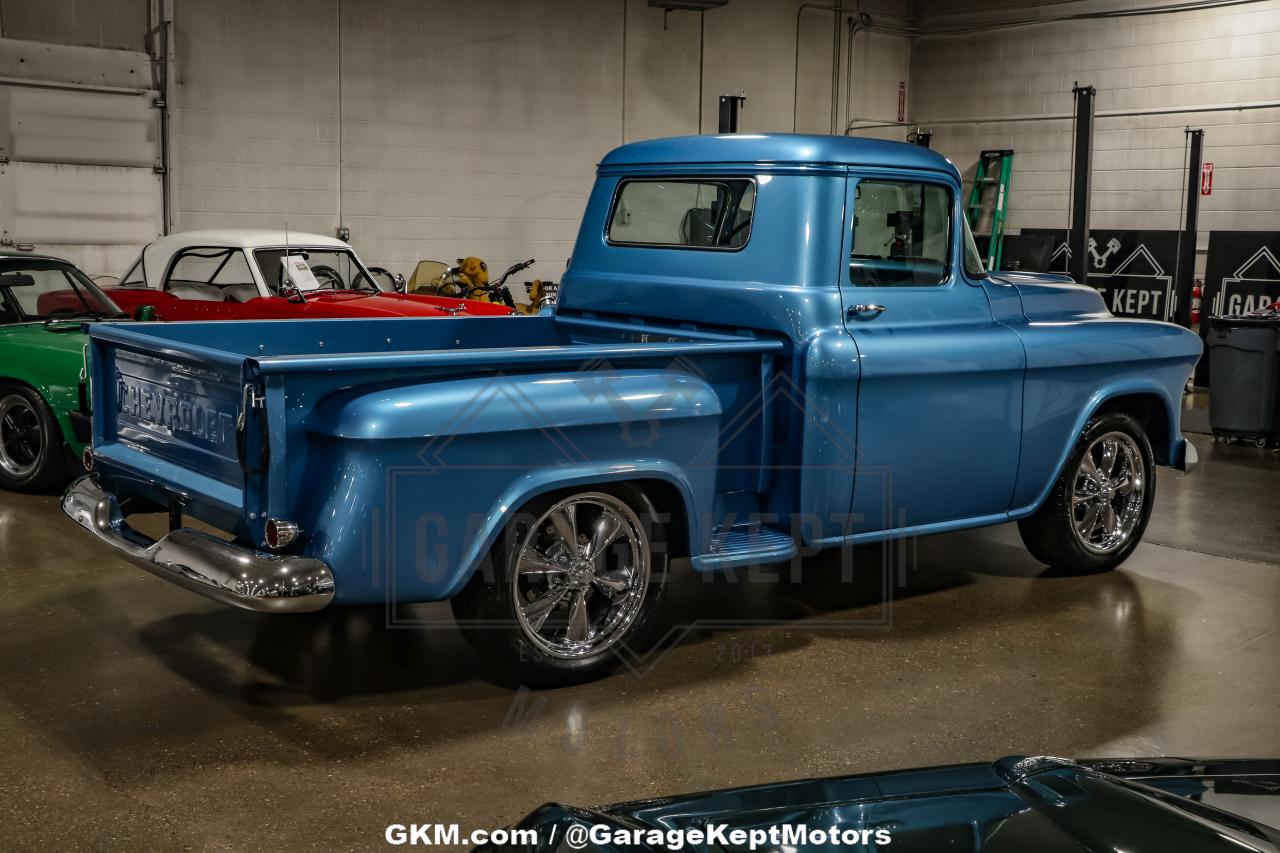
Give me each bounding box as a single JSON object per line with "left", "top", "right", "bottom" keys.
{"left": 1071, "top": 431, "right": 1146, "bottom": 554}
{"left": 0, "top": 394, "right": 42, "bottom": 479}
{"left": 512, "top": 492, "right": 650, "bottom": 660}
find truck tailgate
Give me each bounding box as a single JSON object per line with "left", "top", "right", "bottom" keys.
{"left": 88, "top": 325, "right": 255, "bottom": 513}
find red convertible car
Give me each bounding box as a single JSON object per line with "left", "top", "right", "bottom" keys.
{"left": 103, "top": 230, "right": 515, "bottom": 320}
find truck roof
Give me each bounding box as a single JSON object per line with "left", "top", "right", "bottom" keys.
{"left": 600, "top": 133, "right": 958, "bottom": 175}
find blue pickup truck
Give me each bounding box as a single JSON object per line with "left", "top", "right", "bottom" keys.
{"left": 64, "top": 134, "right": 1201, "bottom": 684}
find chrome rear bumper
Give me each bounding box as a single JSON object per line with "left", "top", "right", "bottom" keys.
{"left": 61, "top": 476, "right": 334, "bottom": 613}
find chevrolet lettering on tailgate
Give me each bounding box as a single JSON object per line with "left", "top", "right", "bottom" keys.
{"left": 114, "top": 351, "right": 240, "bottom": 458}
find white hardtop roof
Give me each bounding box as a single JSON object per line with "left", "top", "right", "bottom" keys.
{"left": 134, "top": 229, "right": 358, "bottom": 287}
{"left": 149, "top": 229, "right": 350, "bottom": 251}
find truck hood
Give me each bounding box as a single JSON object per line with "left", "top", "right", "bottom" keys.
{"left": 989, "top": 270, "right": 1110, "bottom": 321}
{"left": 495, "top": 756, "right": 1280, "bottom": 853}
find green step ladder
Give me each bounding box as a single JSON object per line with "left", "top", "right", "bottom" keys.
{"left": 965, "top": 149, "right": 1014, "bottom": 271}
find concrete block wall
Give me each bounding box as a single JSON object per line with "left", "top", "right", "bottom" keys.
{"left": 165, "top": 0, "right": 910, "bottom": 282}
{"left": 900, "top": 0, "right": 1280, "bottom": 265}
{"left": 2, "top": 0, "right": 911, "bottom": 279}
{"left": 334, "top": 0, "right": 623, "bottom": 281}
{"left": 18, "top": 0, "right": 1276, "bottom": 282}
{"left": 172, "top": 0, "right": 341, "bottom": 238}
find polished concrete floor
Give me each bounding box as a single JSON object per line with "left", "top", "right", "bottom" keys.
{"left": 0, "top": 433, "right": 1277, "bottom": 850}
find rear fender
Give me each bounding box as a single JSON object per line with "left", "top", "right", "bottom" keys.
{"left": 304, "top": 368, "right": 722, "bottom": 602}
{"left": 443, "top": 461, "right": 706, "bottom": 600}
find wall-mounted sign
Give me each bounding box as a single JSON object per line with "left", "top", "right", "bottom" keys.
{"left": 1200, "top": 162, "right": 1214, "bottom": 196}
{"left": 897, "top": 82, "right": 906, "bottom": 123}
{"left": 1019, "top": 228, "right": 1182, "bottom": 322}
{"left": 1194, "top": 231, "right": 1280, "bottom": 385}
{"left": 1205, "top": 233, "right": 1280, "bottom": 317}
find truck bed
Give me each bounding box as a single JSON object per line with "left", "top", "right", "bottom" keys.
{"left": 91, "top": 313, "right": 777, "bottom": 364}
{"left": 84, "top": 314, "right": 784, "bottom": 575}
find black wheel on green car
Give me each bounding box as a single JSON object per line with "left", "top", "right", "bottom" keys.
{"left": 1018, "top": 411, "right": 1156, "bottom": 575}
{"left": 0, "top": 383, "right": 69, "bottom": 494}
{"left": 451, "top": 483, "right": 670, "bottom": 687}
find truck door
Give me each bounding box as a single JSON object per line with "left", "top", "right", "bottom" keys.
{"left": 841, "top": 172, "right": 1025, "bottom": 534}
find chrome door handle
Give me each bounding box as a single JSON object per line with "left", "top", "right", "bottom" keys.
{"left": 847, "top": 303, "right": 887, "bottom": 317}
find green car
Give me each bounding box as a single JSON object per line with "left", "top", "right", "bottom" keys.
{"left": 0, "top": 251, "right": 127, "bottom": 493}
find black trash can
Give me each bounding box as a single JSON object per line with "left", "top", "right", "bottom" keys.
{"left": 1207, "top": 310, "right": 1280, "bottom": 445}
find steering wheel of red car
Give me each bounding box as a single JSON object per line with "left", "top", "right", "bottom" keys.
{"left": 311, "top": 265, "right": 344, "bottom": 290}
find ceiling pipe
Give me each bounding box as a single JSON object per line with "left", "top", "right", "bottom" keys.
{"left": 792, "top": 3, "right": 903, "bottom": 134}
{"left": 905, "top": 0, "right": 1269, "bottom": 37}
{"left": 846, "top": 99, "right": 1280, "bottom": 132}
{"left": 843, "top": 12, "right": 873, "bottom": 137}
{"left": 792, "top": 3, "right": 838, "bottom": 133}
{"left": 830, "top": 0, "right": 842, "bottom": 135}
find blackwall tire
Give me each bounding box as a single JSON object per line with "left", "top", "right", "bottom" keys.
{"left": 450, "top": 483, "right": 670, "bottom": 687}
{"left": 0, "top": 384, "right": 69, "bottom": 495}
{"left": 1017, "top": 411, "right": 1156, "bottom": 575}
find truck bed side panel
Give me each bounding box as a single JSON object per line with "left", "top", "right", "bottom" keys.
{"left": 296, "top": 369, "right": 726, "bottom": 603}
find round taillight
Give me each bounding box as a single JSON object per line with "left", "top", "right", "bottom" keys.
{"left": 264, "top": 518, "right": 300, "bottom": 550}
{"left": 81, "top": 446, "right": 94, "bottom": 471}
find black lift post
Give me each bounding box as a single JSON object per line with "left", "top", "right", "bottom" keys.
{"left": 1068, "top": 83, "right": 1095, "bottom": 287}
{"left": 1175, "top": 128, "right": 1204, "bottom": 329}
{"left": 718, "top": 94, "right": 746, "bottom": 133}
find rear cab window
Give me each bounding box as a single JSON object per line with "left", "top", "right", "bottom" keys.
{"left": 850, "top": 180, "right": 952, "bottom": 286}
{"left": 607, "top": 179, "right": 755, "bottom": 250}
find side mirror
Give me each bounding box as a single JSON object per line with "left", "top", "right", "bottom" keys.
{"left": 393, "top": 273, "right": 407, "bottom": 293}
{"left": 133, "top": 305, "right": 156, "bottom": 321}
{"left": 280, "top": 284, "right": 306, "bottom": 304}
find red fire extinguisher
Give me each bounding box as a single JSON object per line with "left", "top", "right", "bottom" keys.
{"left": 1191, "top": 280, "right": 1203, "bottom": 325}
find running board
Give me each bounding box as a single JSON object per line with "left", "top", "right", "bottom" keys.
{"left": 691, "top": 524, "right": 796, "bottom": 571}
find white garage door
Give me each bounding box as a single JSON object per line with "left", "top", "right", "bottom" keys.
{"left": 0, "top": 43, "right": 163, "bottom": 278}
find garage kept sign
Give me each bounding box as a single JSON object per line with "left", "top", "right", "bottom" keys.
{"left": 1204, "top": 231, "right": 1280, "bottom": 317}
{"left": 1017, "top": 229, "right": 1182, "bottom": 322}
{"left": 1194, "top": 231, "right": 1280, "bottom": 385}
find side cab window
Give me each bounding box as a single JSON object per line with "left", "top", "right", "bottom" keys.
{"left": 850, "top": 180, "right": 952, "bottom": 287}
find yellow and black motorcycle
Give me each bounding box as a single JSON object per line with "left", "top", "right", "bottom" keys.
{"left": 412, "top": 257, "right": 537, "bottom": 312}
